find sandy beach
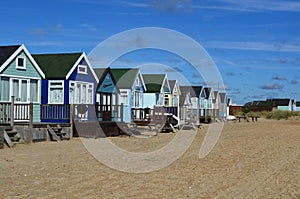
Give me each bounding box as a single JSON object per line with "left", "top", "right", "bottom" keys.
{"left": 0, "top": 118, "right": 299, "bottom": 198}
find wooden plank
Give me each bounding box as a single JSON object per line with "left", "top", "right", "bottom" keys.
{"left": 169, "top": 124, "right": 176, "bottom": 133}
{"left": 47, "top": 125, "right": 61, "bottom": 141}
{"left": 0, "top": 128, "right": 4, "bottom": 149}
{"left": 3, "top": 130, "right": 14, "bottom": 148}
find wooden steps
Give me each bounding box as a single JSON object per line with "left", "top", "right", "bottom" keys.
{"left": 0, "top": 126, "right": 21, "bottom": 148}
{"left": 47, "top": 125, "right": 70, "bottom": 141}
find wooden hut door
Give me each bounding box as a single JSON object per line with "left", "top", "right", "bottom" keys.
{"left": 102, "top": 93, "right": 112, "bottom": 121}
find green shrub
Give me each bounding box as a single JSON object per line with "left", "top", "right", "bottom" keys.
{"left": 233, "top": 110, "right": 244, "bottom": 116}
{"left": 246, "top": 111, "right": 260, "bottom": 117}
{"left": 264, "top": 110, "right": 299, "bottom": 120}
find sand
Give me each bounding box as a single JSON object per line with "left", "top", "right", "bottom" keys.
{"left": 0, "top": 118, "right": 299, "bottom": 198}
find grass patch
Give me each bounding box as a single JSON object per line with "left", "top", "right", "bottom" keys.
{"left": 263, "top": 110, "right": 300, "bottom": 120}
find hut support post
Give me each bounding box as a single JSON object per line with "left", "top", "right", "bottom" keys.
{"left": 69, "top": 104, "right": 73, "bottom": 139}
{"left": 10, "top": 96, "right": 14, "bottom": 127}
{"left": 29, "top": 103, "right": 33, "bottom": 128}
{"left": 120, "top": 103, "right": 124, "bottom": 123}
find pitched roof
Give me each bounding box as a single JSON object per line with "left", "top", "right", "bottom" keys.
{"left": 219, "top": 92, "right": 227, "bottom": 103}
{"left": 168, "top": 80, "right": 176, "bottom": 91}
{"left": 96, "top": 67, "right": 119, "bottom": 93}
{"left": 0, "top": 45, "right": 21, "bottom": 66}
{"left": 253, "top": 100, "right": 274, "bottom": 107}
{"left": 227, "top": 98, "right": 231, "bottom": 106}
{"left": 180, "top": 86, "right": 203, "bottom": 97}
{"left": 212, "top": 91, "right": 219, "bottom": 103}
{"left": 94, "top": 68, "right": 106, "bottom": 80}
{"left": 32, "top": 53, "right": 82, "bottom": 79}
{"left": 267, "top": 98, "right": 291, "bottom": 106}
{"left": 179, "top": 93, "right": 189, "bottom": 106}
{"left": 109, "top": 68, "right": 140, "bottom": 89}
{"left": 204, "top": 87, "right": 213, "bottom": 99}
{"left": 143, "top": 74, "right": 166, "bottom": 93}
{"left": 0, "top": 44, "right": 45, "bottom": 78}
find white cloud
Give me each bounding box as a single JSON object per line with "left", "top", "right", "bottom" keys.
{"left": 260, "top": 83, "right": 284, "bottom": 90}
{"left": 215, "top": 0, "right": 300, "bottom": 12}
{"left": 204, "top": 41, "right": 300, "bottom": 53}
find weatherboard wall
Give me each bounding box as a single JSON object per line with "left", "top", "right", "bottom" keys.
{"left": 1, "top": 50, "right": 42, "bottom": 122}
{"left": 2, "top": 51, "right": 41, "bottom": 78}
{"left": 41, "top": 57, "right": 97, "bottom": 123}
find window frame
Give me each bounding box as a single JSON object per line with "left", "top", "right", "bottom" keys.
{"left": 48, "top": 80, "right": 64, "bottom": 104}
{"left": 69, "top": 81, "right": 94, "bottom": 104}
{"left": 78, "top": 65, "right": 87, "bottom": 75}
{"left": 16, "top": 56, "right": 26, "bottom": 70}
{"left": 120, "top": 90, "right": 129, "bottom": 106}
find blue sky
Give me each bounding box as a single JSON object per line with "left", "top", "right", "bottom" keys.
{"left": 1, "top": 0, "right": 300, "bottom": 104}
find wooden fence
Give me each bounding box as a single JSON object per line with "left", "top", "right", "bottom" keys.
{"left": 95, "top": 103, "right": 123, "bottom": 122}
{"left": 40, "top": 104, "right": 71, "bottom": 121}
{"left": 131, "top": 106, "right": 165, "bottom": 124}
{"left": 0, "top": 97, "right": 33, "bottom": 126}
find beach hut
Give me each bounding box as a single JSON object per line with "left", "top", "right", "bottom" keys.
{"left": 102, "top": 68, "right": 147, "bottom": 123}
{"left": 0, "top": 44, "right": 45, "bottom": 124}
{"left": 291, "top": 100, "right": 296, "bottom": 111}
{"left": 168, "top": 80, "right": 181, "bottom": 118}
{"left": 179, "top": 92, "right": 192, "bottom": 122}
{"left": 266, "top": 98, "right": 292, "bottom": 111}
{"left": 33, "top": 52, "right": 98, "bottom": 123}
{"left": 94, "top": 68, "right": 121, "bottom": 122}
{"left": 204, "top": 87, "right": 215, "bottom": 122}
{"left": 179, "top": 86, "right": 205, "bottom": 119}
{"left": 212, "top": 91, "right": 220, "bottom": 121}
{"left": 296, "top": 102, "right": 300, "bottom": 112}
{"left": 218, "top": 92, "right": 227, "bottom": 120}
{"left": 142, "top": 74, "right": 171, "bottom": 108}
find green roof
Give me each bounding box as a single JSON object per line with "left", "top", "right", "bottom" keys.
{"left": 32, "top": 53, "right": 82, "bottom": 78}
{"left": 110, "top": 68, "right": 139, "bottom": 89}
{"left": 0, "top": 45, "right": 21, "bottom": 67}
{"left": 94, "top": 68, "right": 106, "bottom": 80}
{"left": 143, "top": 74, "right": 166, "bottom": 93}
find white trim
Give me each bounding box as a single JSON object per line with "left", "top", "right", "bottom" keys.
{"left": 48, "top": 80, "right": 64, "bottom": 104}
{"left": 78, "top": 64, "right": 87, "bottom": 74}
{"left": 0, "top": 74, "right": 41, "bottom": 80}
{"left": 136, "top": 70, "right": 147, "bottom": 92}
{"left": 120, "top": 89, "right": 129, "bottom": 106}
{"left": 0, "top": 76, "right": 40, "bottom": 103}
{"left": 16, "top": 56, "right": 26, "bottom": 70}
{"left": 160, "top": 75, "right": 171, "bottom": 94}
{"left": 10, "top": 78, "right": 30, "bottom": 103}
{"left": 33, "top": 79, "right": 41, "bottom": 103}
{"left": 0, "top": 44, "right": 45, "bottom": 78}
{"left": 65, "top": 53, "right": 99, "bottom": 82}
{"left": 69, "top": 80, "right": 94, "bottom": 104}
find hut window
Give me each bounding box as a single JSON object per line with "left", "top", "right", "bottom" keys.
{"left": 164, "top": 94, "right": 169, "bottom": 106}
{"left": 0, "top": 76, "right": 10, "bottom": 101}
{"left": 16, "top": 56, "right": 26, "bottom": 70}
{"left": 120, "top": 90, "right": 128, "bottom": 106}
{"left": 11, "top": 79, "right": 29, "bottom": 103}
{"left": 49, "top": 81, "right": 64, "bottom": 104}
{"left": 69, "top": 82, "right": 75, "bottom": 104}
{"left": 132, "top": 91, "right": 142, "bottom": 108}
{"left": 30, "top": 79, "right": 39, "bottom": 103}
{"left": 87, "top": 84, "right": 93, "bottom": 104}
{"left": 78, "top": 65, "right": 87, "bottom": 74}
{"left": 72, "top": 82, "right": 93, "bottom": 104}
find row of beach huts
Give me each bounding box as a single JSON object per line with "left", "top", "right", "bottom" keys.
{"left": 0, "top": 44, "right": 230, "bottom": 147}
